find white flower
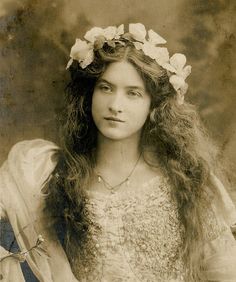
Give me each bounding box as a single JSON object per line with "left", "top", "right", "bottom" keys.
{"left": 103, "top": 26, "right": 117, "bottom": 40}
{"left": 162, "top": 53, "right": 191, "bottom": 97}
{"left": 169, "top": 75, "right": 186, "bottom": 92}
{"left": 169, "top": 75, "right": 189, "bottom": 105}
{"left": 129, "top": 23, "right": 147, "bottom": 42}
{"left": 66, "top": 58, "right": 73, "bottom": 69}
{"left": 84, "top": 25, "right": 124, "bottom": 43}
{"left": 130, "top": 24, "right": 168, "bottom": 67}
{"left": 103, "top": 24, "right": 124, "bottom": 40}
{"left": 163, "top": 53, "right": 191, "bottom": 79}
{"left": 80, "top": 50, "right": 94, "bottom": 68}
{"left": 84, "top": 27, "right": 104, "bottom": 43}
{"left": 115, "top": 24, "right": 124, "bottom": 39}
{"left": 154, "top": 47, "right": 169, "bottom": 67}
{"left": 176, "top": 83, "right": 189, "bottom": 105}
{"left": 142, "top": 41, "right": 158, "bottom": 59}
{"left": 65, "top": 24, "right": 192, "bottom": 101}
{"left": 66, "top": 25, "right": 125, "bottom": 69}
{"left": 134, "top": 41, "right": 169, "bottom": 67}
{"left": 70, "top": 39, "right": 93, "bottom": 61}
{"left": 67, "top": 39, "right": 94, "bottom": 69}
{"left": 133, "top": 41, "right": 143, "bottom": 50}
{"left": 148, "top": 29, "right": 166, "bottom": 45}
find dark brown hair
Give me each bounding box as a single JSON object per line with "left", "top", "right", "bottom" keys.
{"left": 44, "top": 42, "right": 217, "bottom": 281}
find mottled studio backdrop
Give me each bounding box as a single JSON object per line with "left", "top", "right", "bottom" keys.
{"left": 0, "top": 0, "right": 235, "bottom": 196}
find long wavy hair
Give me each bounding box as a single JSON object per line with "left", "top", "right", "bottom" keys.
{"left": 44, "top": 41, "right": 217, "bottom": 281}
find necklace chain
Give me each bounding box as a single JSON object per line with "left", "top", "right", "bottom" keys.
{"left": 95, "top": 153, "right": 142, "bottom": 193}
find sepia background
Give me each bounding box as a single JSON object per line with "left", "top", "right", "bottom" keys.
{"left": 0, "top": 0, "right": 235, "bottom": 195}
{"left": 0, "top": 1, "right": 235, "bottom": 280}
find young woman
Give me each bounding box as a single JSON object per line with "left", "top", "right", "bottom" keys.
{"left": 0, "top": 23, "right": 236, "bottom": 282}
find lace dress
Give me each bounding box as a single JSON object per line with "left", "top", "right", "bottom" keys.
{"left": 82, "top": 176, "right": 185, "bottom": 281}
{"left": 0, "top": 139, "right": 236, "bottom": 282}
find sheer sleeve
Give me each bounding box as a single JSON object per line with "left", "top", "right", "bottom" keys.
{"left": 1, "top": 159, "right": 25, "bottom": 281}
{"left": 202, "top": 173, "right": 236, "bottom": 281}
{"left": 0, "top": 139, "right": 59, "bottom": 282}
{"left": 0, "top": 162, "right": 6, "bottom": 219}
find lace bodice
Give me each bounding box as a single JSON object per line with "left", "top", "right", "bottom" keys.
{"left": 78, "top": 176, "right": 185, "bottom": 281}
{"left": 77, "top": 174, "right": 230, "bottom": 282}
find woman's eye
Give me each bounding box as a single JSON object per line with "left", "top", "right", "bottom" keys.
{"left": 128, "top": 91, "right": 142, "bottom": 97}
{"left": 99, "top": 84, "right": 112, "bottom": 93}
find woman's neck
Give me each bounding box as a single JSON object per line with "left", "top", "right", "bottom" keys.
{"left": 95, "top": 133, "right": 141, "bottom": 178}
{"left": 92, "top": 133, "right": 161, "bottom": 190}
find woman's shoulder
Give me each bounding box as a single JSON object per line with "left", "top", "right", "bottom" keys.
{"left": 5, "top": 138, "right": 60, "bottom": 188}
{"left": 208, "top": 172, "right": 236, "bottom": 228}
{"left": 8, "top": 138, "right": 59, "bottom": 158}
{"left": 200, "top": 172, "right": 236, "bottom": 242}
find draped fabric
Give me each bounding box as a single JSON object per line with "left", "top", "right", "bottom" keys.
{"left": 0, "top": 139, "right": 236, "bottom": 281}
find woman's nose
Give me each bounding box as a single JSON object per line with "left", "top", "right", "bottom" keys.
{"left": 108, "top": 91, "right": 124, "bottom": 113}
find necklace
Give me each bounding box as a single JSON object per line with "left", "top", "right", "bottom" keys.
{"left": 95, "top": 153, "right": 142, "bottom": 194}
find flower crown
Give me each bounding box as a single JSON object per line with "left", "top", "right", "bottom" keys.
{"left": 66, "top": 23, "right": 191, "bottom": 104}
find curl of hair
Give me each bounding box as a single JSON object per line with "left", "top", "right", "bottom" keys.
{"left": 44, "top": 42, "right": 217, "bottom": 281}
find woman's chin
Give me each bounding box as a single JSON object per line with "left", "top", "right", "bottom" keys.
{"left": 100, "top": 132, "right": 128, "bottom": 141}
{"left": 98, "top": 128, "right": 141, "bottom": 142}
{"left": 97, "top": 128, "right": 128, "bottom": 141}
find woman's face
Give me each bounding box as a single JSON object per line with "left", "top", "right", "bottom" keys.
{"left": 92, "top": 61, "right": 151, "bottom": 141}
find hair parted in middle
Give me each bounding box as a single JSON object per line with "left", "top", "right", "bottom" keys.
{"left": 44, "top": 37, "right": 217, "bottom": 281}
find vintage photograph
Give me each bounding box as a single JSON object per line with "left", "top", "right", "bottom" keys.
{"left": 0, "top": 0, "right": 236, "bottom": 281}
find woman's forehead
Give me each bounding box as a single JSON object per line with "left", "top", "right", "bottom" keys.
{"left": 99, "top": 61, "right": 145, "bottom": 89}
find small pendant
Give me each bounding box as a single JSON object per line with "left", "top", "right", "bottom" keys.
{"left": 98, "top": 176, "right": 102, "bottom": 183}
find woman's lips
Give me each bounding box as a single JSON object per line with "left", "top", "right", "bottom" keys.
{"left": 104, "top": 117, "right": 124, "bottom": 122}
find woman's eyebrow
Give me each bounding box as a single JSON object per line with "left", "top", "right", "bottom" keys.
{"left": 97, "top": 78, "right": 145, "bottom": 91}
{"left": 96, "top": 78, "right": 113, "bottom": 86}
{"left": 126, "top": 86, "right": 145, "bottom": 91}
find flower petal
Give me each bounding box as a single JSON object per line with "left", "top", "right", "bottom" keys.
{"left": 148, "top": 29, "right": 166, "bottom": 45}
{"left": 142, "top": 41, "right": 157, "bottom": 59}
{"left": 69, "top": 39, "right": 94, "bottom": 68}
{"left": 176, "top": 83, "right": 188, "bottom": 105}
{"left": 162, "top": 63, "right": 176, "bottom": 73}
{"left": 84, "top": 27, "right": 104, "bottom": 43}
{"left": 180, "top": 82, "right": 188, "bottom": 95}
{"left": 116, "top": 24, "right": 124, "bottom": 38}
{"left": 169, "top": 74, "right": 185, "bottom": 91}
{"left": 169, "top": 53, "right": 186, "bottom": 72}
{"left": 182, "top": 65, "right": 192, "bottom": 79}
{"left": 66, "top": 58, "right": 73, "bottom": 69}
{"left": 70, "top": 39, "right": 92, "bottom": 61}
{"left": 103, "top": 26, "right": 117, "bottom": 40}
{"left": 80, "top": 49, "right": 94, "bottom": 68}
{"left": 154, "top": 47, "right": 169, "bottom": 66}
{"left": 129, "top": 23, "right": 146, "bottom": 42}
{"left": 133, "top": 41, "right": 143, "bottom": 50}
{"left": 176, "top": 90, "right": 185, "bottom": 105}
{"left": 94, "top": 35, "right": 106, "bottom": 49}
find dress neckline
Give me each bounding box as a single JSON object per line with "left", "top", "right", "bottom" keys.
{"left": 87, "top": 174, "right": 163, "bottom": 198}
